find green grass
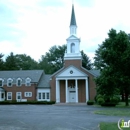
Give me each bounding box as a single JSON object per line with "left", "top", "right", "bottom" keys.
{"left": 94, "top": 109, "right": 130, "bottom": 116}
{"left": 100, "top": 122, "right": 130, "bottom": 130}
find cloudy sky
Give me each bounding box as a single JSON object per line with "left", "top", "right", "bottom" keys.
{"left": 1, "top": 0, "right": 130, "bottom": 62}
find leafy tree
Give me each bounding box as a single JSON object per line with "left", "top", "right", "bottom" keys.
{"left": 15, "top": 54, "right": 39, "bottom": 70}
{"left": 94, "top": 28, "right": 130, "bottom": 106}
{"left": 39, "top": 44, "right": 93, "bottom": 74}
{"left": 4, "top": 53, "right": 39, "bottom": 70}
{"left": 0, "top": 53, "right": 4, "bottom": 70}
{"left": 4, "top": 52, "right": 19, "bottom": 70}
{"left": 81, "top": 50, "right": 93, "bottom": 70}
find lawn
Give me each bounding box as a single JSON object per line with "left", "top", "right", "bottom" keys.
{"left": 100, "top": 122, "right": 130, "bottom": 130}
{"left": 94, "top": 109, "right": 130, "bottom": 116}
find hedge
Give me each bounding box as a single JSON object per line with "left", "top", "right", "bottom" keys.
{"left": 0, "top": 100, "right": 56, "bottom": 105}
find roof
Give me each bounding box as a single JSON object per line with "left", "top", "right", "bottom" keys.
{"left": 37, "top": 74, "right": 51, "bottom": 88}
{"left": 70, "top": 4, "right": 77, "bottom": 26}
{"left": 0, "top": 70, "right": 44, "bottom": 83}
{"left": 0, "top": 87, "right": 5, "bottom": 92}
{"left": 88, "top": 70, "right": 100, "bottom": 77}
{"left": 81, "top": 67, "right": 100, "bottom": 77}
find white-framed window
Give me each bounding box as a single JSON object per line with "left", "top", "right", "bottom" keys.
{"left": 47, "top": 93, "right": 50, "bottom": 99}
{"left": 24, "top": 92, "right": 32, "bottom": 97}
{"left": 42, "top": 93, "right": 45, "bottom": 99}
{"left": 16, "top": 78, "right": 22, "bottom": 86}
{"left": 16, "top": 92, "right": 22, "bottom": 100}
{"left": 7, "top": 78, "right": 13, "bottom": 87}
{"left": 7, "top": 92, "right": 12, "bottom": 100}
{"left": 38, "top": 92, "right": 50, "bottom": 100}
{"left": 38, "top": 93, "right": 41, "bottom": 99}
{"left": 25, "top": 77, "right": 31, "bottom": 86}
{"left": 0, "top": 78, "right": 4, "bottom": 87}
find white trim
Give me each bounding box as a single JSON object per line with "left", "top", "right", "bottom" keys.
{"left": 16, "top": 92, "right": 22, "bottom": 100}
{"left": 65, "top": 79, "right": 68, "bottom": 103}
{"left": 24, "top": 92, "right": 32, "bottom": 97}
{"left": 75, "top": 79, "right": 78, "bottom": 103}
{"left": 16, "top": 78, "right": 22, "bottom": 87}
{"left": 56, "top": 80, "right": 60, "bottom": 103}
{"left": 25, "top": 77, "right": 31, "bottom": 86}
{"left": 86, "top": 78, "right": 89, "bottom": 102}
{"left": 7, "top": 78, "right": 13, "bottom": 87}
{"left": 0, "top": 78, "right": 4, "bottom": 87}
{"left": 7, "top": 92, "right": 12, "bottom": 100}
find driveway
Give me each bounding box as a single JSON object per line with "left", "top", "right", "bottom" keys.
{"left": 0, "top": 104, "right": 129, "bottom": 130}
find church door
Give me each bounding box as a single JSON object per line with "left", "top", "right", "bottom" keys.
{"left": 69, "top": 91, "right": 76, "bottom": 102}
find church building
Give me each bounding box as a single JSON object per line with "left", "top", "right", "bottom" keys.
{"left": 0, "top": 4, "right": 99, "bottom": 103}
{"left": 50, "top": 5, "right": 100, "bottom": 103}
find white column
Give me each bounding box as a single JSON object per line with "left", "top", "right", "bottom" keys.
{"left": 0, "top": 91, "right": 1, "bottom": 101}
{"left": 86, "top": 78, "right": 89, "bottom": 102}
{"left": 56, "top": 79, "right": 60, "bottom": 103}
{"left": 65, "top": 79, "right": 68, "bottom": 103}
{"left": 75, "top": 79, "right": 78, "bottom": 103}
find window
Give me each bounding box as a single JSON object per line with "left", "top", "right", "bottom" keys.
{"left": 38, "top": 93, "right": 41, "bottom": 99}
{"left": 71, "top": 43, "right": 75, "bottom": 53}
{"left": 7, "top": 92, "right": 12, "bottom": 100}
{"left": 24, "top": 92, "right": 32, "bottom": 97}
{"left": 42, "top": 93, "right": 45, "bottom": 99}
{"left": 0, "top": 79, "right": 3, "bottom": 87}
{"left": 25, "top": 78, "right": 31, "bottom": 86}
{"left": 7, "top": 78, "right": 13, "bottom": 87}
{"left": 16, "top": 92, "right": 22, "bottom": 100}
{"left": 47, "top": 93, "right": 50, "bottom": 99}
{"left": 1, "top": 93, "right": 4, "bottom": 98}
{"left": 38, "top": 92, "right": 50, "bottom": 100}
{"left": 17, "top": 78, "right": 22, "bottom": 86}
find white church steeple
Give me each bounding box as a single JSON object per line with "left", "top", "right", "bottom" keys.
{"left": 64, "top": 4, "right": 81, "bottom": 61}
{"left": 70, "top": 4, "right": 77, "bottom": 36}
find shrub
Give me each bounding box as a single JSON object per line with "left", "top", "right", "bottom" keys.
{"left": 95, "top": 94, "right": 104, "bottom": 102}
{"left": 110, "top": 96, "right": 120, "bottom": 104}
{"left": 87, "top": 100, "right": 94, "bottom": 105}
{"left": 97, "top": 98, "right": 105, "bottom": 105}
{"left": 101, "top": 102, "right": 116, "bottom": 107}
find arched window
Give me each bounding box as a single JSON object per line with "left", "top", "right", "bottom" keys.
{"left": 71, "top": 43, "right": 75, "bottom": 53}
{"left": 25, "top": 77, "right": 31, "bottom": 86}
{"left": 16, "top": 78, "right": 22, "bottom": 87}
{"left": 7, "top": 78, "right": 13, "bottom": 87}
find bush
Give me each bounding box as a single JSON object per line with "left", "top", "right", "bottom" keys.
{"left": 95, "top": 94, "right": 104, "bottom": 102}
{"left": 110, "top": 96, "right": 120, "bottom": 104}
{"left": 97, "top": 98, "right": 105, "bottom": 105}
{"left": 87, "top": 100, "right": 94, "bottom": 105}
{"left": 0, "top": 100, "right": 56, "bottom": 105}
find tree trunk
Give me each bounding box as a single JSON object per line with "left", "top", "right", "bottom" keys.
{"left": 121, "top": 92, "right": 124, "bottom": 101}
{"left": 125, "top": 90, "right": 129, "bottom": 106}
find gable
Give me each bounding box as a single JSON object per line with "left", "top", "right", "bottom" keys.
{"left": 56, "top": 66, "right": 88, "bottom": 78}
{"left": 66, "top": 35, "right": 80, "bottom": 40}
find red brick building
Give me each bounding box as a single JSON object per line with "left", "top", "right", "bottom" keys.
{"left": 0, "top": 4, "right": 99, "bottom": 103}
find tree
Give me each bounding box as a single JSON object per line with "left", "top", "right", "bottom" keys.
{"left": 4, "top": 52, "right": 19, "bottom": 70}
{"left": 39, "top": 44, "right": 93, "bottom": 74}
{"left": 4, "top": 53, "right": 39, "bottom": 70}
{"left": 0, "top": 53, "right": 4, "bottom": 70}
{"left": 81, "top": 50, "right": 93, "bottom": 70}
{"left": 94, "top": 28, "right": 130, "bottom": 106}
{"left": 15, "top": 54, "right": 39, "bottom": 70}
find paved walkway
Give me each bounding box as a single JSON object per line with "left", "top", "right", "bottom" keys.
{"left": 0, "top": 104, "right": 129, "bottom": 130}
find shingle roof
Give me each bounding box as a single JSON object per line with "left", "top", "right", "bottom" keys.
{"left": 37, "top": 74, "right": 51, "bottom": 88}
{"left": 0, "top": 87, "right": 5, "bottom": 92}
{"left": 88, "top": 70, "right": 100, "bottom": 77}
{"left": 0, "top": 70, "right": 44, "bottom": 83}
{"left": 70, "top": 4, "right": 77, "bottom": 26}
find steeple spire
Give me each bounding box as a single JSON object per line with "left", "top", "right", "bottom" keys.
{"left": 70, "top": 4, "right": 77, "bottom": 36}
{"left": 70, "top": 4, "right": 77, "bottom": 26}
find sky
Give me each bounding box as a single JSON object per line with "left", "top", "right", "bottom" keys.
{"left": 1, "top": 0, "right": 130, "bottom": 62}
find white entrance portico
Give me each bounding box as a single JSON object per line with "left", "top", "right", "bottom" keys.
{"left": 55, "top": 66, "right": 89, "bottom": 103}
